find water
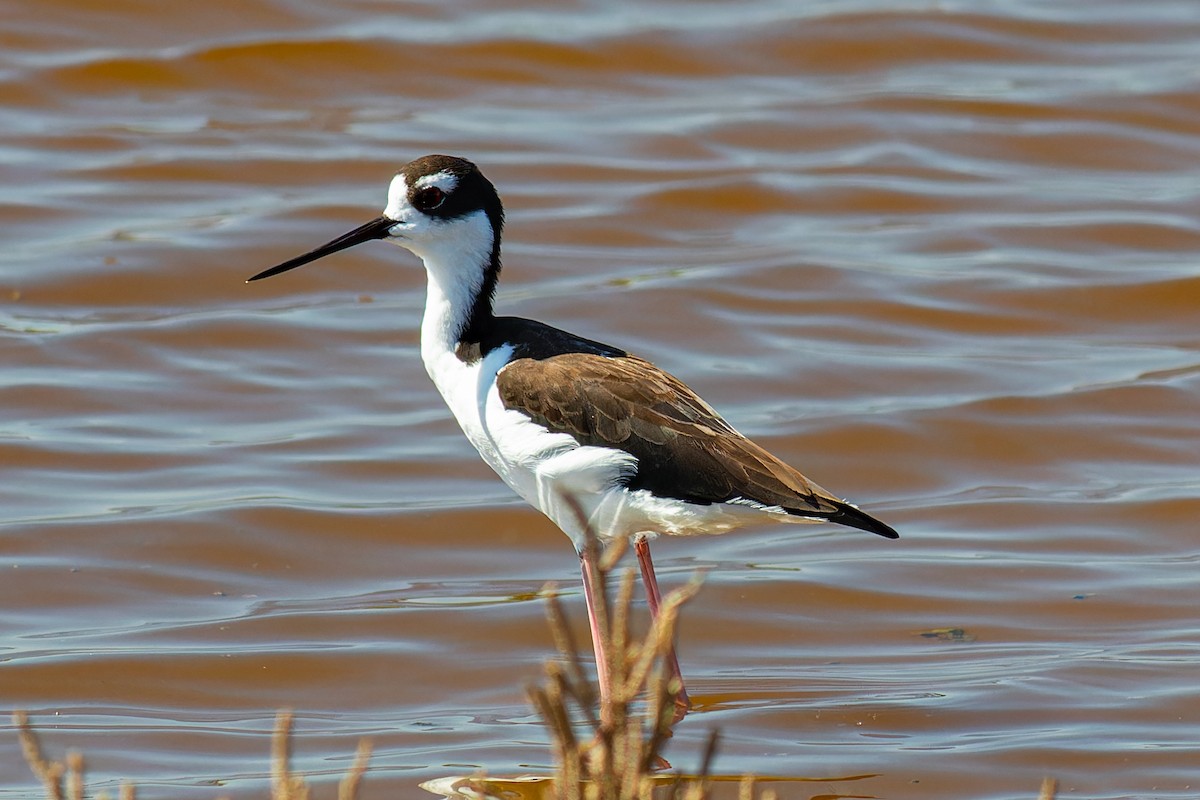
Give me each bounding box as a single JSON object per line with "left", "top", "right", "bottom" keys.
{"left": 2, "top": 1, "right": 1199, "bottom": 797}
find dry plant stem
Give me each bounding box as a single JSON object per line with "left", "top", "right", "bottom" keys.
{"left": 552, "top": 537, "right": 710, "bottom": 796}
{"left": 268, "top": 709, "right": 373, "bottom": 800}
{"left": 272, "top": 710, "right": 293, "bottom": 799}
{"left": 535, "top": 520, "right": 700, "bottom": 798}
{"left": 547, "top": 665, "right": 579, "bottom": 753}
{"left": 13, "top": 709, "right": 380, "bottom": 800}
{"left": 610, "top": 570, "right": 636, "bottom": 700}
{"left": 597, "top": 533, "right": 629, "bottom": 574}
{"left": 66, "top": 751, "right": 85, "bottom": 800}
{"left": 693, "top": 729, "right": 720, "bottom": 796}
{"left": 546, "top": 679, "right": 583, "bottom": 796}
{"left": 337, "top": 738, "right": 373, "bottom": 800}
{"left": 272, "top": 710, "right": 314, "bottom": 800}
{"left": 15, "top": 710, "right": 66, "bottom": 800}
{"left": 543, "top": 584, "right": 600, "bottom": 729}
{"left": 531, "top": 591, "right": 595, "bottom": 799}
{"left": 1038, "top": 777, "right": 1059, "bottom": 800}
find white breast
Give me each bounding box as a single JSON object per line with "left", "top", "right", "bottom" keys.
{"left": 423, "top": 344, "right": 620, "bottom": 543}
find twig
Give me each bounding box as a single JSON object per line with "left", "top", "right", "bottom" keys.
{"left": 15, "top": 711, "right": 65, "bottom": 800}
{"left": 337, "top": 738, "right": 373, "bottom": 800}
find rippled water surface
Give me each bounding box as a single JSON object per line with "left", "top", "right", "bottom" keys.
{"left": 3, "top": 1, "right": 1200, "bottom": 798}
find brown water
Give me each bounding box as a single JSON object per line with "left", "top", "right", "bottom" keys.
{"left": 3, "top": 2, "right": 1199, "bottom": 798}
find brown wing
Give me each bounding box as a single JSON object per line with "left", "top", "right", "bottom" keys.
{"left": 495, "top": 352, "right": 897, "bottom": 538}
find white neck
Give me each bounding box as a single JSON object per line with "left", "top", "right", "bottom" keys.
{"left": 392, "top": 209, "right": 495, "bottom": 371}
{"left": 420, "top": 264, "right": 480, "bottom": 364}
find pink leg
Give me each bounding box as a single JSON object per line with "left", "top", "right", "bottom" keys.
{"left": 634, "top": 535, "right": 691, "bottom": 723}
{"left": 580, "top": 549, "right": 612, "bottom": 720}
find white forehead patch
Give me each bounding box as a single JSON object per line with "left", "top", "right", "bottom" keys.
{"left": 384, "top": 174, "right": 409, "bottom": 219}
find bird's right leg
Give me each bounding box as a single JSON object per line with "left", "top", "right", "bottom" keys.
{"left": 634, "top": 534, "right": 690, "bottom": 724}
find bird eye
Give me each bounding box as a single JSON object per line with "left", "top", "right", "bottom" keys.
{"left": 412, "top": 186, "right": 446, "bottom": 212}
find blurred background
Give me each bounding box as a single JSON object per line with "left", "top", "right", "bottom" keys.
{"left": 2, "top": 1, "right": 1199, "bottom": 797}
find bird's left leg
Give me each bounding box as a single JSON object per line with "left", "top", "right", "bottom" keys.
{"left": 580, "top": 546, "right": 613, "bottom": 724}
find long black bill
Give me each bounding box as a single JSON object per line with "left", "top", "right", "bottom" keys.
{"left": 246, "top": 216, "right": 397, "bottom": 282}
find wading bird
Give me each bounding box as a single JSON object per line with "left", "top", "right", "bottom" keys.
{"left": 249, "top": 155, "right": 898, "bottom": 722}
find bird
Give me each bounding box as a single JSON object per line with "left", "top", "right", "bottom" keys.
{"left": 248, "top": 154, "right": 898, "bottom": 723}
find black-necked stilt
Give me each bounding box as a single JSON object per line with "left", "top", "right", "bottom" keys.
{"left": 249, "top": 154, "right": 898, "bottom": 722}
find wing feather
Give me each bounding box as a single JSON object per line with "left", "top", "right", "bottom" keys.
{"left": 495, "top": 352, "right": 897, "bottom": 538}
